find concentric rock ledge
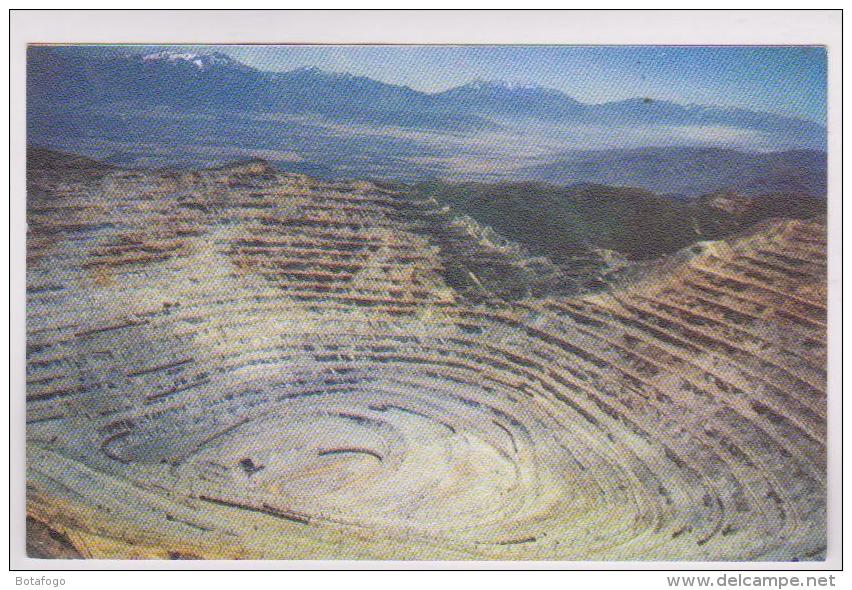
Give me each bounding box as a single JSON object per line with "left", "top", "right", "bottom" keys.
{"left": 26, "top": 159, "right": 826, "bottom": 560}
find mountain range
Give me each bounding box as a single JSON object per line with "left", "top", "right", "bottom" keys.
{"left": 26, "top": 47, "right": 827, "bottom": 195}
{"left": 28, "top": 48, "right": 826, "bottom": 137}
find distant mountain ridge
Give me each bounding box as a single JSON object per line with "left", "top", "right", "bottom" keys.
{"left": 28, "top": 47, "right": 826, "bottom": 140}
{"left": 26, "top": 47, "right": 827, "bottom": 193}
{"left": 521, "top": 147, "right": 827, "bottom": 198}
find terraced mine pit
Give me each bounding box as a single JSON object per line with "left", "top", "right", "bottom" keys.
{"left": 26, "top": 152, "right": 826, "bottom": 560}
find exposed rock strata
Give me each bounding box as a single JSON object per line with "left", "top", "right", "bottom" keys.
{"left": 26, "top": 157, "right": 826, "bottom": 560}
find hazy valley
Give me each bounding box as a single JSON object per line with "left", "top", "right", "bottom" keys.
{"left": 28, "top": 47, "right": 827, "bottom": 196}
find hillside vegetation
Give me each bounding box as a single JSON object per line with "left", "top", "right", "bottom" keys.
{"left": 410, "top": 180, "right": 826, "bottom": 261}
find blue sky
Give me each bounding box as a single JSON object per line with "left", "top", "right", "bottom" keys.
{"left": 127, "top": 45, "right": 827, "bottom": 123}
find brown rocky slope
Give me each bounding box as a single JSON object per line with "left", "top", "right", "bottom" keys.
{"left": 26, "top": 152, "right": 826, "bottom": 560}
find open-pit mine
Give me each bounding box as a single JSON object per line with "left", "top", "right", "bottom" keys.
{"left": 26, "top": 150, "right": 826, "bottom": 561}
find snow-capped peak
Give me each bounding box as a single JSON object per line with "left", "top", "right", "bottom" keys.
{"left": 465, "top": 79, "right": 546, "bottom": 92}
{"left": 139, "top": 51, "right": 238, "bottom": 70}
{"left": 142, "top": 51, "right": 203, "bottom": 68}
